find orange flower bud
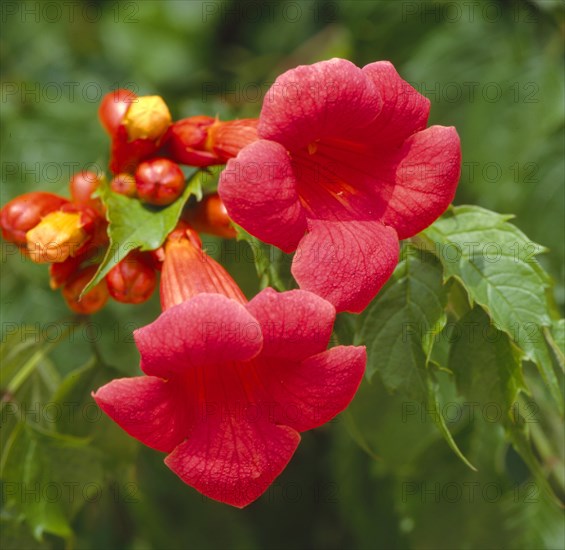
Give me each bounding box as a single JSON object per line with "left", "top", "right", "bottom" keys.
{"left": 135, "top": 158, "right": 185, "bottom": 206}
{"left": 26, "top": 211, "right": 88, "bottom": 263}
{"left": 110, "top": 173, "right": 137, "bottom": 197}
{"left": 183, "top": 193, "right": 236, "bottom": 238}
{"left": 160, "top": 223, "right": 246, "bottom": 310}
{"left": 123, "top": 96, "right": 171, "bottom": 142}
{"left": 109, "top": 125, "right": 160, "bottom": 175}
{"left": 98, "top": 89, "right": 137, "bottom": 136}
{"left": 207, "top": 119, "right": 259, "bottom": 161}
{"left": 165, "top": 116, "right": 218, "bottom": 166}
{"left": 62, "top": 265, "right": 109, "bottom": 314}
{"left": 1, "top": 192, "right": 68, "bottom": 246}
{"left": 106, "top": 254, "right": 157, "bottom": 304}
{"left": 69, "top": 170, "right": 105, "bottom": 215}
{"left": 147, "top": 247, "right": 166, "bottom": 271}
{"left": 165, "top": 117, "right": 258, "bottom": 167}
{"left": 49, "top": 249, "right": 94, "bottom": 289}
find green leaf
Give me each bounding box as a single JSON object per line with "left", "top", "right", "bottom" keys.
{"left": 1, "top": 325, "right": 66, "bottom": 451}
{"left": 448, "top": 306, "right": 560, "bottom": 502}
{"left": 51, "top": 357, "right": 139, "bottom": 467}
{"left": 421, "top": 205, "right": 563, "bottom": 413}
{"left": 449, "top": 307, "right": 525, "bottom": 412}
{"left": 355, "top": 249, "right": 475, "bottom": 468}
{"left": 425, "top": 373, "right": 477, "bottom": 471}
{"left": 1, "top": 423, "right": 104, "bottom": 541}
{"left": 545, "top": 318, "right": 564, "bottom": 369}
{"left": 1, "top": 325, "right": 45, "bottom": 395}
{"left": 0, "top": 517, "right": 51, "bottom": 550}
{"left": 357, "top": 247, "right": 447, "bottom": 398}
{"left": 81, "top": 169, "right": 201, "bottom": 296}
{"left": 235, "top": 227, "right": 290, "bottom": 291}
{"left": 342, "top": 378, "right": 444, "bottom": 471}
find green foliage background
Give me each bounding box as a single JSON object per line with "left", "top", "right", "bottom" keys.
{"left": 1, "top": 1, "right": 563, "bottom": 549}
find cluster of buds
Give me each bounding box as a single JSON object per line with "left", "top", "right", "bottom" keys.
{"left": 1, "top": 172, "right": 159, "bottom": 313}
{"left": 100, "top": 90, "right": 258, "bottom": 207}
{"left": 1, "top": 88, "right": 256, "bottom": 315}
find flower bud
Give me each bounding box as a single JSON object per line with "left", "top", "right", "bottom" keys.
{"left": 1, "top": 192, "right": 68, "bottom": 246}
{"left": 207, "top": 119, "right": 259, "bottom": 161}
{"left": 49, "top": 249, "right": 94, "bottom": 289}
{"left": 110, "top": 173, "right": 137, "bottom": 197}
{"left": 106, "top": 253, "right": 157, "bottom": 304}
{"left": 165, "top": 116, "right": 218, "bottom": 166}
{"left": 183, "top": 193, "right": 236, "bottom": 238}
{"left": 62, "top": 265, "right": 109, "bottom": 314}
{"left": 123, "top": 96, "right": 171, "bottom": 142}
{"left": 147, "top": 247, "right": 165, "bottom": 271}
{"left": 26, "top": 210, "right": 89, "bottom": 263}
{"left": 165, "top": 117, "right": 258, "bottom": 167}
{"left": 135, "top": 158, "right": 185, "bottom": 206}
{"left": 98, "top": 89, "right": 138, "bottom": 136}
{"left": 109, "top": 125, "right": 160, "bottom": 175}
{"left": 69, "top": 170, "right": 104, "bottom": 214}
{"left": 100, "top": 92, "right": 168, "bottom": 175}
{"left": 160, "top": 222, "right": 246, "bottom": 310}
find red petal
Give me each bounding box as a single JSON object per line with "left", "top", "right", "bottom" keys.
{"left": 361, "top": 60, "right": 430, "bottom": 148}
{"left": 219, "top": 140, "right": 306, "bottom": 253}
{"left": 259, "top": 58, "right": 381, "bottom": 150}
{"left": 93, "top": 377, "right": 191, "bottom": 453}
{"left": 246, "top": 288, "right": 335, "bottom": 361}
{"left": 254, "top": 346, "right": 366, "bottom": 432}
{"left": 379, "top": 126, "right": 461, "bottom": 239}
{"left": 292, "top": 139, "right": 386, "bottom": 222}
{"left": 292, "top": 219, "right": 399, "bottom": 313}
{"left": 164, "top": 416, "right": 300, "bottom": 507}
{"left": 134, "top": 294, "right": 263, "bottom": 377}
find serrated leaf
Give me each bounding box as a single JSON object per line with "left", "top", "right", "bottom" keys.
{"left": 81, "top": 169, "right": 201, "bottom": 296}
{"left": 357, "top": 248, "right": 447, "bottom": 398}
{"left": 422, "top": 205, "right": 563, "bottom": 413}
{"left": 1, "top": 423, "right": 104, "bottom": 541}
{"left": 448, "top": 306, "right": 560, "bottom": 502}
{"left": 235, "top": 227, "right": 290, "bottom": 291}
{"left": 354, "top": 249, "right": 474, "bottom": 468}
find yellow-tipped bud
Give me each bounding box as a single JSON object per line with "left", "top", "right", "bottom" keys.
{"left": 123, "top": 95, "right": 171, "bottom": 141}
{"left": 26, "top": 211, "right": 87, "bottom": 263}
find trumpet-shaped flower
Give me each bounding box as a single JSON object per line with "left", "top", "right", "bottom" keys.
{"left": 219, "top": 59, "right": 461, "bottom": 312}
{"left": 94, "top": 228, "right": 365, "bottom": 507}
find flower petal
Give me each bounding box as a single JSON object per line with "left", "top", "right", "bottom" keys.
{"left": 246, "top": 288, "right": 335, "bottom": 361}
{"left": 93, "top": 376, "right": 191, "bottom": 453}
{"left": 219, "top": 140, "right": 306, "bottom": 253}
{"left": 134, "top": 293, "right": 263, "bottom": 377}
{"left": 292, "top": 139, "right": 386, "bottom": 222}
{"left": 292, "top": 219, "right": 399, "bottom": 313}
{"left": 362, "top": 60, "right": 430, "bottom": 148}
{"left": 254, "top": 346, "right": 366, "bottom": 432}
{"left": 378, "top": 126, "right": 461, "bottom": 239}
{"left": 258, "top": 58, "right": 381, "bottom": 150}
{"left": 164, "top": 416, "right": 300, "bottom": 508}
